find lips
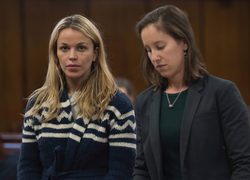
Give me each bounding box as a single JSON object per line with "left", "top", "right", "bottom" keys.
{"left": 156, "top": 64, "right": 166, "bottom": 68}
{"left": 67, "top": 64, "right": 80, "bottom": 67}
{"left": 66, "top": 64, "right": 81, "bottom": 71}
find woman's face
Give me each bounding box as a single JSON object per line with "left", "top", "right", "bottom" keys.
{"left": 141, "top": 24, "right": 188, "bottom": 80}
{"left": 57, "top": 28, "right": 97, "bottom": 85}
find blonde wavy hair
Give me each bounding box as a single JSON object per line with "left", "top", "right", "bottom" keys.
{"left": 25, "top": 14, "right": 117, "bottom": 122}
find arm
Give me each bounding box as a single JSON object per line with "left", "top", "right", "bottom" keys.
{"left": 103, "top": 100, "right": 136, "bottom": 180}
{"left": 17, "top": 103, "right": 43, "bottom": 180}
{"left": 218, "top": 82, "right": 250, "bottom": 180}
{"left": 133, "top": 98, "right": 151, "bottom": 180}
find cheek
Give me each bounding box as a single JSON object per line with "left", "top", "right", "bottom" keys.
{"left": 58, "top": 62, "right": 65, "bottom": 73}
{"left": 57, "top": 57, "right": 65, "bottom": 71}
{"left": 86, "top": 53, "right": 96, "bottom": 63}
{"left": 57, "top": 52, "right": 66, "bottom": 64}
{"left": 58, "top": 60, "right": 63, "bottom": 68}
{"left": 57, "top": 53, "right": 62, "bottom": 64}
{"left": 56, "top": 50, "right": 61, "bottom": 60}
{"left": 170, "top": 47, "right": 185, "bottom": 62}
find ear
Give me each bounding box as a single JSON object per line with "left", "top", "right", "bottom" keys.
{"left": 93, "top": 47, "right": 99, "bottom": 62}
{"left": 182, "top": 40, "right": 188, "bottom": 51}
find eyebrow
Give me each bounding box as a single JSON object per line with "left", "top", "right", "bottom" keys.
{"left": 58, "top": 42, "right": 89, "bottom": 46}
{"left": 144, "top": 41, "right": 165, "bottom": 48}
{"left": 153, "top": 40, "right": 165, "bottom": 45}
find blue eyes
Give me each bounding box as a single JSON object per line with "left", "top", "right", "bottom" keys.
{"left": 59, "top": 46, "right": 86, "bottom": 52}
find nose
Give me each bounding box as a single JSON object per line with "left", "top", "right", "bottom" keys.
{"left": 149, "top": 50, "right": 160, "bottom": 62}
{"left": 69, "top": 49, "right": 77, "bottom": 60}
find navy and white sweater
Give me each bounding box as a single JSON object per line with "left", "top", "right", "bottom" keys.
{"left": 17, "top": 89, "right": 136, "bottom": 180}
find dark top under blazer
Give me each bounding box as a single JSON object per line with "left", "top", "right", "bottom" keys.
{"left": 133, "top": 74, "right": 250, "bottom": 180}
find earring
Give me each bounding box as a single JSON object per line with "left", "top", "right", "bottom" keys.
{"left": 184, "top": 51, "right": 187, "bottom": 59}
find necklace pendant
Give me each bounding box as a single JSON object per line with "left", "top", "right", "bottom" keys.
{"left": 169, "top": 104, "right": 174, "bottom": 108}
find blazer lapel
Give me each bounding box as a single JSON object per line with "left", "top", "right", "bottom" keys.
{"left": 150, "top": 88, "right": 163, "bottom": 177}
{"left": 180, "top": 78, "right": 204, "bottom": 168}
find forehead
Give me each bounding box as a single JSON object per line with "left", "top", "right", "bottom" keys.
{"left": 141, "top": 24, "right": 172, "bottom": 44}
{"left": 57, "top": 28, "right": 92, "bottom": 44}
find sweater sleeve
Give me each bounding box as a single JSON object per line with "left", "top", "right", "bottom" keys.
{"left": 17, "top": 102, "right": 43, "bottom": 180}
{"left": 103, "top": 94, "right": 136, "bottom": 180}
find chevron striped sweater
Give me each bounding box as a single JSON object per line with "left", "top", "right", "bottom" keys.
{"left": 17, "top": 89, "right": 136, "bottom": 180}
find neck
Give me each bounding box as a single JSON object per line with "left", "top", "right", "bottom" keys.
{"left": 166, "top": 77, "right": 187, "bottom": 94}
{"left": 166, "top": 68, "right": 188, "bottom": 93}
{"left": 66, "top": 79, "right": 84, "bottom": 96}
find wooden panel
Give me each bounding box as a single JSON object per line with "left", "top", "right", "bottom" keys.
{"left": 204, "top": 1, "right": 250, "bottom": 105}
{"left": 0, "top": 1, "right": 23, "bottom": 132}
{"left": 23, "top": 0, "right": 88, "bottom": 96}
{"left": 0, "top": 0, "right": 250, "bottom": 134}
{"left": 90, "top": 0, "right": 146, "bottom": 95}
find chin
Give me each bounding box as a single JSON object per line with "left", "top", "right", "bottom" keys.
{"left": 66, "top": 75, "right": 83, "bottom": 80}
{"left": 160, "top": 73, "right": 171, "bottom": 79}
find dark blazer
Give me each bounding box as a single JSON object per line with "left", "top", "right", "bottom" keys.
{"left": 133, "top": 74, "right": 250, "bottom": 180}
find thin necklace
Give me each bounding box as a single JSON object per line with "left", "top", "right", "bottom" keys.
{"left": 166, "top": 90, "right": 182, "bottom": 108}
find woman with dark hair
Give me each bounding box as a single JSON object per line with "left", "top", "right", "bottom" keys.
{"left": 133, "top": 5, "right": 250, "bottom": 180}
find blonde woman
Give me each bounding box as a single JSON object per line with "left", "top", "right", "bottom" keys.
{"left": 18, "top": 15, "right": 136, "bottom": 180}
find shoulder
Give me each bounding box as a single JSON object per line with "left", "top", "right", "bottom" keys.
{"left": 201, "top": 74, "right": 241, "bottom": 100}
{"left": 135, "top": 85, "right": 157, "bottom": 105}
{"left": 205, "top": 74, "right": 235, "bottom": 86}
{"left": 25, "top": 97, "right": 37, "bottom": 113}
{"left": 108, "top": 90, "right": 134, "bottom": 114}
{"left": 105, "top": 91, "right": 135, "bottom": 127}
{"left": 25, "top": 87, "right": 45, "bottom": 112}
{"left": 197, "top": 74, "right": 237, "bottom": 94}
{"left": 137, "top": 85, "right": 156, "bottom": 100}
